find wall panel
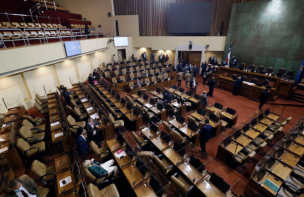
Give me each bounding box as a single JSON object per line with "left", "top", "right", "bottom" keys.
{"left": 55, "top": 60, "right": 78, "bottom": 88}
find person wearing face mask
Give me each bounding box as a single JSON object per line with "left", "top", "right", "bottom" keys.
{"left": 76, "top": 127, "right": 89, "bottom": 160}
{"left": 5, "top": 178, "right": 39, "bottom": 197}
{"left": 85, "top": 118, "right": 102, "bottom": 148}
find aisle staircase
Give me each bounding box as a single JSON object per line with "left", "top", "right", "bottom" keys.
{"left": 290, "top": 89, "right": 304, "bottom": 103}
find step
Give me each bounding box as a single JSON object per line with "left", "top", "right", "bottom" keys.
{"left": 291, "top": 93, "right": 304, "bottom": 100}
{"left": 290, "top": 97, "right": 304, "bottom": 103}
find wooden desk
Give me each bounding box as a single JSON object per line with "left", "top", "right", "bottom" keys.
{"left": 191, "top": 112, "right": 206, "bottom": 121}
{"left": 141, "top": 128, "right": 156, "bottom": 139}
{"left": 48, "top": 102, "right": 58, "bottom": 108}
{"left": 50, "top": 114, "right": 60, "bottom": 123}
{"left": 243, "top": 128, "right": 261, "bottom": 139}
{"left": 0, "top": 122, "right": 14, "bottom": 133}
{"left": 149, "top": 107, "right": 166, "bottom": 121}
{"left": 49, "top": 108, "right": 59, "bottom": 116}
{"left": 151, "top": 136, "right": 168, "bottom": 151}
{"left": 287, "top": 142, "right": 304, "bottom": 156}
{"left": 106, "top": 138, "right": 124, "bottom": 152}
{"left": 171, "top": 102, "right": 187, "bottom": 115}
{"left": 56, "top": 170, "right": 82, "bottom": 195}
{"left": 293, "top": 135, "right": 304, "bottom": 145}
{"left": 150, "top": 91, "right": 159, "bottom": 96}
{"left": 6, "top": 107, "right": 22, "bottom": 115}
{"left": 225, "top": 142, "right": 243, "bottom": 155}
{"left": 113, "top": 148, "right": 133, "bottom": 168}
{"left": 260, "top": 118, "right": 274, "bottom": 126}
{"left": 258, "top": 172, "right": 283, "bottom": 196}
{"left": 277, "top": 151, "right": 300, "bottom": 168}
{"left": 122, "top": 160, "right": 146, "bottom": 188}
{"left": 114, "top": 102, "right": 124, "bottom": 108}
{"left": 51, "top": 129, "right": 66, "bottom": 143}
{"left": 48, "top": 98, "right": 57, "bottom": 104}
{"left": 0, "top": 132, "right": 10, "bottom": 143}
{"left": 51, "top": 121, "right": 62, "bottom": 131}
{"left": 162, "top": 148, "right": 183, "bottom": 166}
{"left": 207, "top": 106, "right": 220, "bottom": 113}
{"left": 109, "top": 97, "right": 120, "bottom": 103}
{"left": 55, "top": 153, "right": 71, "bottom": 173}
{"left": 178, "top": 162, "right": 204, "bottom": 184}
{"left": 134, "top": 182, "right": 157, "bottom": 197}
{"left": 179, "top": 127, "right": 197, "bottom": 138}
{"left": 253, "top": 123, "right": 267, "bottom": 133}
{"left": 0, "top": 142, "right": 10, "bottom": 154}
{"left": 131, "top": 94, "right": 140, "bottom": 99}
{"left": 267, "top": 161, "right": 292, "bottom": 181}
{"left": 197, "top": 180, "right": 223, "bottom": 197}
{"left": 235, "top": 135, "right": 252, "bottom": 147}
{"left": 120, "top": 107, "right": 131, "bottom": 114}
{"left": 4, "top": 114, "right": 18, "bottom": 123}
{"left": 266, "top": 113, "right": 280, "bottom": 121}
{"left": 47, "top": 93, "right": 56, "bottom": 99}
{"left": 188, "top": 97, "right": 200, "bottom": 104}
{"left": 169, "top": 119, "right": 185, "bottom": 129}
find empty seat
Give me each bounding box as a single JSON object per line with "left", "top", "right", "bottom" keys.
{"left": 40, "top": 23, "right": 47, "bottom": 28}
{"left": 67, "top": 115, "right": 86, "bottom": 130}
{"left": 234, "top": 151, "right": 256, "bottom": 173}
{"left": 154, "top": 154, "right": 174, "bottom": 175}
{"left": 132, "top": 131, "right": 148, "bottom": 148}
{"left": 27, "top": 23, "right": 35, "bottom": 28}
{"left": 16, "top": 138, "right": 45, "bottom": 158}
{"left": 171, "top": 172, "right": 194, "bottom": 196}
{"left": 266, "top": 67, "right": 274, "bottom": 74}
{"left": 285, "top": 70, "right": 294, "bottom": 79}
{"left": 22, "top": 115, "right": 44, "bottom": 126}
{"left": 277, "top": 68, "right": 287, "bottom": 77}
{"left": 2, "top": 22, "right": 11, "bottom": 28}
{"left": 34, "top": 103, "right": 48, "bottom": 114}
{"left": 248, "top": 64, "right": 255, "bottom": 71}
{"left": 22, "top": 119, "right": 46, "bottom": 132}
{"left": 90, "top": 141, "right": 110, "bottom": 161}
{"left": 24, "top": 31, "right": 36, "bottom": 38}
{"left": 256, "top": 65, "right": 265, "bottom": 73}
{"left": 109, "top": 113, "right": 124, "bottom": 129}
{"left": 57, "top": 24, "right": 63, "bottom": 28}
{"left": 11, "top": 22, "right": 21, "bottom": 28}
{"left": 19, "top": 126, "right": 45, "bottom": 143}
{"left": 11, "top": 31, "right": 22, "bottom": 39}
{"left": 250, "top": 78, "right": 258, "bottom": 84}
{"left": 34, "top": 23, "right": 41, "bottom": 28}
{"left": 2, "top": 32, "right": 12, "bottom": 39}
{"left": 31, "top": 160, "right": 55, "bottom": 182}
{"left": 239, "top": 62, "right": 246, "bottom": 70}
{"left": 87, "top": 183, "right": 120, "bottom": 197}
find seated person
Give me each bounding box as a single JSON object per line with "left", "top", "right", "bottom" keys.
{"left": 5, "top": 178, "right": 39, "bottom": 197}
{"left": 83, "top": 158, "right": 119, "bottom": 180}
{"left": 76, "top": 127, "right": 89, "bottom": 160}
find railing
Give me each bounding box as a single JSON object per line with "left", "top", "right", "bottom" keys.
{"left": 29, "top": 3, "right": 40, "bottom": 18}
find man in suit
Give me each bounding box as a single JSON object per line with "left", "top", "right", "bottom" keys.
{"left": 207, "top": 77, "right": 216, "bottom": 97}
{"left": 163, "top": 91, "right": 173, "bottom": 104}
{"left": 209, "top": 56, "right": 215, "bottom": 65}
{"left": 176, "top": 63, "right": 181, "bottom": 73}
{"left": 5, "top": 178, "right": 39, "bottom": 197}
{"left": 231, "top": 59, "right": 238, "bottom": 68}
{"left": 177, "top": 72, "right": 183, "bottom": 87}
{"left": 222, "top": 60, "right": 227, "bottom": 67}
{"left": 259, "top": 89, "right": 270, "bottom": 110}
{"left": 76, "top": 127, "right": 89, "bottom": 160}
{"left": 233, "top": 77, "right": 243, "bottom": 96}
{"left": 85, "top": 118, "right": 102, "bottom": 148}
{"left": 142, "top": 52, "right": 147, "bottom": 61}
{"left": 189, "top": 64, "right": 193, "bottom": 73}
{"left": 190, "top": 77, "right": 198, "bottom": 94}
{"left": 199, "top": 119, "right": 212, "bottom": 156}
{"left": 159, "top": 53, "right": 163, "bottom": 63}
{"left": 200, "top": 91, "right": 208, "bottom": 108}
{"left": 193, "top": 65, "right": 198, "bottom": 77}
{"left": 184, "top": 64, "right": 189, "bottom": 75}
{"left": 201, "top": 62, "right": 207, "bottom": 77}
{"left": 185, "top": 71, "right": 191, "bottom": 88}
{"left": 151, "top": 52, "right": 155, "bottom": 62}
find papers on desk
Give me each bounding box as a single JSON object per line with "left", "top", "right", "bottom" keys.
{"left": 215, "top": 66, "right": 219, "bottom": 68}
{"left": 51, "top": 121, "right": 60, "bottom": 127}
{"left": 59, "top": 176, "right": 72, "bottom": 187}
{"left": 81, "top": 98, "right": 88, "bottom": 102}
{"left": 0, "top": 147, "right": 8, "bottom": 153}
{"left": 55, "top": 132, "right": 64, "bottom": 138}
{"left": 90, "top": 113, "right": 99, "bottom": 119}
{"left": 114, "top": 150, "right": 127, "bottom": 158}
{"left": 2, "top": 122, "right": 12, "bottom": 127}
{"left": 142, "top": 127, "right": 149, "bottom": 131}
{"left": 145, "top": 104, "right": 153, "bottom": 108}
{"left": 247, "top": 83, "right": 255, "bottom": 86}
{"left": 87, "top": 107, "right": 93, "bottom": 111}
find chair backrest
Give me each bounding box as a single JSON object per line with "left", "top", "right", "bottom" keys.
{"left": 35, "top": 93, "right": 44, "bottom": 101}
{"left": 35, "top": 97, "right": 43, "bottom": 105}
{"left": 34, "top": 103, "right": 42, "bottom": 111}
{"left": 108, "top": 113, "right": 115, "bottom": 124}
{"left": 188, "top": 116, "right": 196, "bottom": 125}
{"left": 152, "top": 76, "right": 156, "bottom": 82}
{"left": 16, "top": 138, "right": 30, "bottom": 153}
{"left": 171, "top": 175, "right": 187, "bottom": 196}
{"left": 112, "top": 78, "right": 117, "bottom": 84}
{"left": 130, "top": 73, "right": 134, "bottom": 80}
{"left": 22, "top": 118, "right": 34, "bottom": 127}
{"left": 154, "top": 155, "right": 166, "bottom": 173}
{"left": 249, "top": 64, "right": 255, "bottom": 70}
{"left": 74, "top": 107, "right": 82, "bottom": 116}
{"left": 19, "top": 126, "right": 33, "bottom": 138}
{"left": 286, "top": 70, "right": 294, "bottom": 76}
{"left": 231, "top": 74, "right": 238, "bottom": 80}
{"left": 172, "top": 130, "right": 183, "bottom": 143}
{"left": 163, "top": 121, "right": 172, "bottom": 133}
{"left": 31, "top": 160, "right": 47, "bottom": 178}
{"left": 266, "top": 67, "right": 274, "bottom": 73}
{"left": 67, "top": 115, "right": 76, "bottom": 126}
{"left": 88, "top": 183, "right": 100, "bottom": 197}
{"left": 145, "top": 78, "right": 150, "bottom": 84}
{"left": 257, "top": 65, "right": 265, "bottom": 72}
{"left": 262, "top": 79, "right": 269, "bottom": 86}
{"left": 90, "top": 141, "right": 101, "bottom": 155}
{"left": 278, "top": 68, "right": 286, "bottom": 75}
{"left": 250, "top": 78, "right": 258, "bottom": 84}
{"left": 132, "top": 131, "right": 143, "bottom": 145}
{"left": 120, "top": 76, "right": 126, "bottom": 81}
{"left": 239, "top": 63, "right": 246, "bottom": 70}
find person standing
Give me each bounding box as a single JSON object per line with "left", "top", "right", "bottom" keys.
{"left": 113, "top": 54, "right": 117, "bottom": 63}
{"left": 177, "top": 72, "right": 183, "bottom": 87}
{"left": 207, "top": 77, "right": 216, "bottom": 97}
{"left": 189, "top": 64, "right": 193, "bottom": 73}
{"left": 193, "top": 65, "right": 198, "bottom": 77}
{"left": 199, "top": 119, "right": 212, "bottom": 156}
{"left": 222, "top": 60, "right": 227, "bottom": 67}
{"left": 209, "top": 56, "right": 215, "bottom": 65}
{"left": 190, "top": 77, "right": 198, "bottom": 94}
{"left": 233, "top": 77, "right": 243, "bottom": 96}
{"left": 84, "top": 24, "right": 91, "bottom": 39}
{"left": 259, "top": 88, "right": 271, "bottom": 110}
{"left": 184, "top": 64, "right": 189, "bottom": 75}
{"left": 85, "top": 118, "right": 102, "bottom": 148}
{"left": 176, "top": 63, "right": 181, "bottom": 73}
{"left": 201, "top": 62, "right": 207, "bottom": 77}
{"left": 76, "top": 127, "right": 89, "bottom": 160}
{"left": 185, "top": 71, "right": 191, "bottom": 88}
{"left": 151, "top": 52, "right": 155, "bottom": 62}
{"left": 159, "top": 53, "right": 163, "bottom": 63}
{"left": 231, "top": 58, "right": 238, "bottom": 68}
{"left": 142, "top": 52, "right": 147, "bottom": 61}
{"left": 200, "top": 91, "right": 208, "bottom": 108}
{"left": 165, "top": 54, "right": 169, "bottom": 63}
{"left": 60, "top": 87, "right": 71, "bottom": 106}
{"left": 5, "top": 178, "right": 39, "bottom": 197}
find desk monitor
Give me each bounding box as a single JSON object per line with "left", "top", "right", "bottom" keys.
{"left": 222, "top": 136, "right": 232, "bottom": 147}
{"left": 251, "top": 118, "right": 257, "bottom": 126}
{"left": 127, "top": 103, "right": 133, "bottom": 110}
{"left": 157, "top": 103, "right": 164, "bottom": 110}
{"left": 233, "top": 130, "right": 242, "bottom": 139}
{"left": 156, "top": 88, "right": 162, "bottom": 93}
{"left": 243, "top": 124, "right": 249, "bottom": 132}
{"left": 266, "top": 156, "right": 276, "bottom": 169}
{"left": 266, "top": 85, "right": 272, "bottom": 89}
{"left": 186, "top": 91, "right": 193, "bottom": 96}
{"left": 137, "top": 90, "right": 142, "bottom": 97}
{"left": 299, "top": 122, "right": 304, "bottom": 130}
{"left": 188, "top": 122, "right": 197, "bottom": 131}
{"left": 136, "top": 157, "right": 147, "bottom": 175}
{"left": 209, "top": 113, "right": 217, "bottom": 122}
{"left": 150, "top": 123, "right": 158, "bottom": 133}
{"left": 116, "top": 94, "right": 120, "bottom": 100}
{"left": 214, "top": 102, "right": 223, "bottom": 110}
{"left": 179, "top": 88, "right": 184, "bottom": 93}
{"left": 258, "top": 113, "right": 264, "bottom": 120}
{"left": 177, "top": 116, "right": 185, "bottom": 124}
{"left": 126, "top": 146, "right": 135, "bottom": 160}
{"left": 210, "top": 173, "right": 230, "bottom": 194}
{"left": 194, "top": 94, "right": 200, "bottom": 100}
{"left": 256, "top": 168, "right": 266, "bottom": 182}
{"left": 70, "top": 150, "right": 75, "bottom": 165}
{"left": 178, "top": 98, "right": 184, "bottom": 105}
{"left": 107, "top": 87, "right": 111, "bottom": 92}
{"left": 197, "top": 108, "right": 206, "bottom": 116}
{"left": 117, "top": 134, "right": 125, "bottom": 145}
{"left": 112, "top": 90, "right": 116, "bottom": 96}
{"left": 189, "top": 156, "right": 205, "bottom": 173}
{"left": 121, "top": 98, "right": 126, "bottom": 105}
{"left": 264, "top": 109, "right": 270, "bottom": 116}
{"left": 172, "top": 85, "right": 178, "bottom": 90}
{"left": 173, "top": 143, "right": 185, "bottom": 155}
{"left": 226, "top": 107, "right": 236, "bottom": 115}
{"left": 143, "top": 94, "right": 149, "bottom": 101}
{"left": 74, "top": 163, "right": 80, "bottom": 184}
{"left": 149, "top": 175, "right": 163, "bottom": 195}
{"left": 134, "top": 108, "right": 140, "bottom": 116}
{"left": 150, "top": 98, "right": 156, "bottom": 105}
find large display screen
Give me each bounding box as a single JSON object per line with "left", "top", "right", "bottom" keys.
{"left": 114, "top": 37, "right": 128, "bottom": 47}
{"left": 64, "top": 41, "right": 82, "bottom": 57}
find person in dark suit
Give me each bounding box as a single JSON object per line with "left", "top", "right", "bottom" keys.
{"left": 163, "top": 92, "right": 173, "bottom": 104}
{"left": 259, "top": 89, "right": 270, "bottom": 110}
{"left": 151, "top": 52, "right": 155, "bottom": 61}
{"left": 76, "top": 127, "right": 89, "bottom": 160}
{"left": 159, "top": 53, "right": 164, "bottom": 63}
{"left": 141, "top": 52, "right": 147, "bottom": 61}
{"left": 5, "top": 178, "right": 39, "bottom": 197}
{"left": 201, "top": 62, "right": 207, "bottom": 77}
{"left": 233, "top": 77, "right": 243, "bottom": 96}
{"left": 193, "top": 65, "right": 198, "bottom": 77}
{"left": 222, "top": 60, "right": 227, "bottom": 67}
{"left": 88, "top": 73, "right": 94, "bottom": 86}
{"left": 207, "top": 77, "right": 216, "bottom": 97}
{"left": 231, "top": 59, "right": 238, "bottom": 68}
{"left": 199, "top": 119, "right": 212, "bottom": 155}
{"left": 85, "top": 118, "right": 102, "bottom": 148}
{"left": 209, "top": 56, "right": 215, "bottom": 65}
{"left": 176, "top": 63, "right": 181, "bottom": 73}
{"left": 200, "top": 91, "right": 208, "bottom": 108}
{"left": 190, "top": 77, "right": 198, "bottom": 94}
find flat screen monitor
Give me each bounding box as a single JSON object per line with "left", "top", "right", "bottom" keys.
{"left": 134, "top": 108, "right": 140, "bottom": 116}
{"left": 210, "top": 173, "right": 230, "bottom": 194}
{"left": 233, "top": 130, "right": 242, "bottom": 139}
{"left": 243, "top": 124, "right": 249, "bottom": 132}
{"left": 157, "top": 103, "right": 163, "bottom": 110}
{"left": 150, "top": 99, "right": 156, "bottom": 105}
{"left": 177, "top": 116, "right": 185, "bottom": 124}
{"left": 127, "top": 103, "right": 133, "bottom": 110}
{"left": 112, "top": 90, "right": 116, "bottom": 96}
{"left": 126, "top": 146, "right": 135, "bottom": 160}
{"left": 194, "top": 94, "right": 200, "bottom": 99}
{"left": 150, "top": 123, "right": 158, "bottom": 133}
{"left": 214, "top": 103, "right": 223, "bottom": 110}
{"left": 117, "top": 134, "right": 125, "bottom": 145}
{"left": 149, "top": 176, "right": 163, "bottom": 195}
{"left": 121, "top": 98, "right": 126, "bottom": 104}
{"left": 156, "top": 88, "right": 162, "bottom": 93}
{"left": 114, "top": 37, "right": 129, "bottom": 47}
{"left": 189, "top": 156, "right": 204, "bottom": 173}
{"left": 258, "top": 113, "right": 264, "bottom": 120}
{"left": 64, "top": 41, "right": 82, "bottom": 57}
{"left": 116, "top": 94, "right": 120, "bottom": 100}
{"left": 143, "top": 94, "right": 149, "bottom": 101}
{"left": 137, "top": 90, "right": 142, "bottom": 96}
{"left": 226, "top": 107, "right": 236, "bottom": 115}
{"left": 251, "top": 118, "right": 257, "bottom": 126}
{"left": 179, "top": 88, "right": 184, "bottom": 93}
{"left": 209, "top": 113, "right": 217, "bottom": 122}
{"left": 265, "top": 109, "right": 270, "bottom": 116}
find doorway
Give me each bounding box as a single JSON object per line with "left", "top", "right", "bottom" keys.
{"left": 178, "top": 51, "right": 202, "bottom": 74}
{"left": 117, "top": 49, "right": 126, "bottom": 62}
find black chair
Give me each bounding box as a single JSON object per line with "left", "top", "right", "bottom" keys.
{"left": 277, "top": 68, "right": 286, "bottom": 77}
{"left": 262, "top": 79, "right": 269, "bottom": 86}
{"left": 250, "top": 78, "right": 258, "bottom": 84}
{"left": 248, "top": 64, "right": 255, "bottom": 72}
{"left": 239, "top": 63, "right": 246, "bottom": 70}
{"left": 265, "top": 67, "right": 274, "bottom": 74}
{"left": 256, "top": 65, "right": 265, "bottom": 73}
{"left": 285, "top": 70, "right": 294, "bottom": 79}
{"left": 231, "top": 74, "right": 238, "bottom": 80}
{"left": 241, "top": 76, "right": 247, "bottom": 81}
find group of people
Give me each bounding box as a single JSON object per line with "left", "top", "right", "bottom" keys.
{"left": 131, "top": 52, "right": 170, "bottom": 63}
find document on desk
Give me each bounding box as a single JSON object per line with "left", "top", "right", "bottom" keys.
{"left": 81, "top": 98, "right": 88, "bottom": 102}
{"left": 55, "top": 132, "right": 64, "bottom": 138}
{"left": 263, "top": 179, "right": 279, "bottom": 193}
{"left": 87, "top": 107, "right": 93, "bottom": 111}
{"left": 60, "top": 176, "right": 72, "bottom": 187}
{"left": 0, "top": 147, "right": 8, "bottom": 153}
{"left": 90, "top": 113, "right": 99, "bottom": 119}
{"left": 114, "top": 150, "right": 127, "bottom": 158}
{"left": 145, "top": 104, "right": 153, "bottom": 108}
{"left": 247, "top": 83, "right": 255, "bottom": 85}
{"left": 51, "top": 121, "right": 60, "bottom": 127}
{"left": 142, "top": 127, "right": 149, "bottom": 131}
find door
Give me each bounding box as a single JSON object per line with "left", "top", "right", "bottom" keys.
{"left": 189, "top": 51, "right": 202, "bottom": 74}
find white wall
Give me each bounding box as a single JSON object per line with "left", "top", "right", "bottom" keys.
{"left": 114, "top": 15, "right": 140, "bottom": 37}
{"left": 55, "top": 59, "right": 79, "bottom": 89}
{"left": 76, "top": 55, "right": 93, "bottom": 82}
